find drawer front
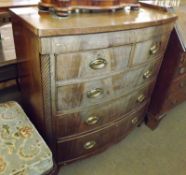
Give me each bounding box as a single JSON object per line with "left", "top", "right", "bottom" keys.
{"left": 57, "top": 77, "right": 112, "bottom": 111}
{"left": 174, "top": 53, "right": 186, "bottom": 78}
{"left": 112, "top": 59, "right": 161, "bottom": 96}
{"left": 56, "top": 106, "right": 147, "bottom": 164}
{"left": 132, "top": 35, "right": 169, "bottom": 65}
{"left": 169, "top": 74, "right": 186, "bottom": 93}
{"left": 161, "top": 89, "right": 186, "bottom": 113}
{"left": 56, "top": 59, "right": 160, "bottom": 111}
{"left": 56, "top": 83, "right": 153, "bottom": 138}
{"left": 40, "top": 23, "right": 173, "bottom": 54}
{"left": 56, "top": 45, "right": 132, "bottom": 81}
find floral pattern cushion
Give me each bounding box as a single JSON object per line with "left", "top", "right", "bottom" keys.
{"left": 0, "top": 101, "right": 53, "bottom": 175}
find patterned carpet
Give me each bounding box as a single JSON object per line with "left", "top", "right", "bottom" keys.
{"left": 59, "top": 101, "right": 186, "bottom": 175}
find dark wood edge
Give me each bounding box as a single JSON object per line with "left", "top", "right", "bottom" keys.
{"left": 0, "top": 60, "right": 17, "bottom": 68}
{"left": 145, "top": 112, "right": 167, "bottom": 130}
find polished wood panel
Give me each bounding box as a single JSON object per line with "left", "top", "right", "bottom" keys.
{"left": 10, "top": 6, "right": 176, "bottom": 37}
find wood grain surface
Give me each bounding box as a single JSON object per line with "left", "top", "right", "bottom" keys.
{"left": 10, "top": 5, "right": 176, "bottom": 37}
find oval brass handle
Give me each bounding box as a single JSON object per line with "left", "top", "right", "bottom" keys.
{"left": 179, "top": 82, "right": 186, "bottom": 88}
{"left": 83, "top": 141, "right": 96, "bottom": 150}
{"left": 89, "top": 58, "right": 107, "bottom": 70}
{"left": 87, "top": 88, "right": 104, "bottom": 98}
{"left": 131, "top": 117, "right": 138, "bottom": 125}
{"left": 137, "top": 94, "right": 145, "bottom": 103}
{"left": 143, "top": 70, "right": 152, "bottom": 79}
{"left": 179, "top": 67, "right": 185, "bottom": 74}
{"left": 85, "top": 115, "right": 99, "bottom": 125}
{"left": 149, "top": 42, "right": 161, "bottom": 55}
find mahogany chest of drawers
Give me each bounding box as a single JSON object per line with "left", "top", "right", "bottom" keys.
{"left": 146, "top": 4, "right": 186, "bottom": 129}
{"left": 10, "top": 5, "right": 176, "bottom": 165}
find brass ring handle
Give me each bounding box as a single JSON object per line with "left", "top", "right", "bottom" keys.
{"left": 85, "top": 115, "right": 99, "bottom": 125}
{"left": 89, "top": 58, "right": 107, "bottom": 70}
{"left": 87, "top": 88, "right": 104, "bottom": 98}
{"left": 137, "top": 94, "right": 145, "bottom": 103}
{"left": 83, "top": 141, "right": 96, "bottom": 150}
{"left": 149, "top": 42, "right": 161, "bottom": 55}
{"left": 143, "top": 70, "right": 152, "bottom": 79}
{"left": 131, "top": 117, "right": 138, "bottom": 125}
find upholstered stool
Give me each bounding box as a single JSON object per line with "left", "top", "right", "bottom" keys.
{"left": 0, "top": 101, "right": 54, "bottom": 175}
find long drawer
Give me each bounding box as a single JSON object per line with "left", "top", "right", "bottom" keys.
{"left": 56, "top": 83, "right": 154, "bottom": 138}
{"left": 56, "top": 59, "right": 160, "bottom": 112}
{"left": 55, "top": 45, "right": 132, "bottom": 81}
{"left": 40, "top": 23, "right": 173, "bottom": 54}
{"left": 56, "top": 105, "right": 147, "bottom": 164}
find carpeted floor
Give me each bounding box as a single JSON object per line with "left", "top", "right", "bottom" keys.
{"left": 58, "top": 101, "right": 186, "bottom": 175}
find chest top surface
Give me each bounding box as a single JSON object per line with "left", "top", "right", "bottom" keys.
{"left": 10, "top": 4, "right": 176, "bottom": 37}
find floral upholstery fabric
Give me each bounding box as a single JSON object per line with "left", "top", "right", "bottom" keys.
{"left": 0, "top": 101, "right": 53, "bottom": 175}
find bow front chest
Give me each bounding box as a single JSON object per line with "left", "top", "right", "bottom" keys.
{"left": 10, "top": 5, "right": 176, "bottom": 165}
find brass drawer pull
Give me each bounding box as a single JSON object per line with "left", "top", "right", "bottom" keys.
{"left": 143, "top": 70, "right": 152, "bottom": 79}
{"left": 86, "top": 115, "right": 99, "bottom": 125}
{"left": 87, "top": 88, "right": 104, "bottom": 98}
{"left": 137, "top": 94, "right": 145, "bottom": 103}
{"left": 179, "top": 82, "right": 186, "bottom": 88}
{"left": 149, "top": 42, "right": 161, "bottom": 55}
{"left": 83, "top": 141, "right": 96, "bottom": 150}
{"left": 179, "top": 67, "right": 185, "bottom": 74}
{"left": 131, "top": 117, "right": 138, "bottom": 125}
{"left": 89, "top": 58, "right": 107, "bottom": 70}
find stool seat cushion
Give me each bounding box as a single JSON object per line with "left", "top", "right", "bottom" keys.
{"left": 0, "top": 101, "right": 53, "bottom": 175}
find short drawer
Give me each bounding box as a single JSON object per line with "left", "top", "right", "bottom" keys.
{"left": 56, "top": 106, "right": 147, "bottom": 164}
{"left": 56, "top": 83, "right": 153, "bottom": 138}
{"left": 173, "top": 53, "right": 186, "bottom": 78}
{"left": 40, "top": 23, "right": 173, "bottom": 54}
{"left": 169, "top": 74, "right": 186, "bottom": 93}
{"left": 55, "top": 45, "right": 132, "bottom": 81}
{"left": 112, "top": 59, "right": 161, "bottom": 96}
{"left": 132, "top": 34, "right": 169, "bottom": 65}
{"left": 56, "top": 59, "right": 160, "bottom": 111}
